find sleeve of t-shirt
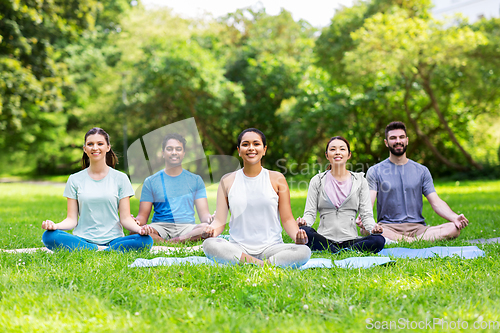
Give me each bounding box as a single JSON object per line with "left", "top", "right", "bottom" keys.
{"left": 422, "top": 167, "right": 436, "bottom": 197}
{"left": 194, "top": 175, "right": 207, "bottom": 200}
{"left": 140, "top": 177, "right": 154, "bottom": 202}
{"left": 366, "top": 166, "right": 378, "bottom": 192}
{"left": 63, "top": 174, "right": 78, "bottom": 199}
{"left": 118, "top": 172, "right": 135, "bottom": 200}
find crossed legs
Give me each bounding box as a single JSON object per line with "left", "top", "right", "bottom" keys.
{"left": 148, "top": 222, "right": 209, "bottom": 244}
{"left": 300, "top": 226, "right": 385, "bottom": 254}
{"left": 42, "top": 230, "right": 153, "bottom": 252}
{"left": 202, "top": 237, "right": 311, "bottom": 268}
{"left": 380, "top": 222, "right": 461, "bottom": 242}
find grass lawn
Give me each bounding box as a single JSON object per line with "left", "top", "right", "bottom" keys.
{"left": 0, "top": 180, "right": 499, "bottom": 332}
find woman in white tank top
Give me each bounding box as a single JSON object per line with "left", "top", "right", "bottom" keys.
{"left": 201, "top": 128, "right": 311, "bottom": 268}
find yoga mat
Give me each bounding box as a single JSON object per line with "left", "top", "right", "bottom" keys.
{"left": 129, "top": 256, "right": 214, "bottom": 268}
{"left": 1, "top": 246, "right": 200, "bottom": 254}
{"left": 466, "top": 237, "right": 500, "bottom": 244}
{"left": 128, "top": 256, "right": 394, "bottom": 269}
{"left": 379, "top": 246, "right": 485, "bottom": 259}
{"left": 0, "top": 247, "right": 54, "bottom": 254}
{"left": 150, "top": 245, "right": 202, "bottom": 254}
{"left": 333, "top": 256, "right": 394, "bottom": 269}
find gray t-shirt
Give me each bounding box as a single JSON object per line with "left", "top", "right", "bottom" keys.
{"left": 366, "top": 158, "right": 435, "bottom": 224}
{"left": 63, "top": 168, "right": 135, "bottom": 244}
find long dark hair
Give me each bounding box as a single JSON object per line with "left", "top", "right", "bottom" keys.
{"left": 81, "top": 127, "right": 119, "bottom": 169}
{"left": 325, "top": 136, "right": 351, "bottom": 171}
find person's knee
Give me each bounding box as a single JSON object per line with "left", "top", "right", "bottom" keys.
{"left": 301, "top": 245, "right": 312, "bottom": 259}
{"left": 300, "top": 226, "right": 314, "bottom": 234}
{"left": 149, "top": 229, "right": 164, "bottom": 241}
{"left": 42, "top": 229, "right": 60, "bottom": 244}
{"left": 140, "top": 234, "right": 154, "bottom": 246}
{"left": 294, "top": 245, "right": 312, "bottom": 263}
{"left": 300, "top": 226, "right": 316, "bottom": 242}
{"left": 373, "top": 234, "right": 386, "bottom": 252}
{"left": 288, "top": 245, "right": 311, "bottom": 267}
{"left": 446, "top": 223, "right": 461, "bottom": 239}
{"left": 202, "top": 238, "right": 219, "bottom": 256}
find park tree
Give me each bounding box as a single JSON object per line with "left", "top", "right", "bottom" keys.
{"left": 0, "top": 0, "right": 131, "bottom": 174}
{"left": 73, "top": 6, "right": 246, "bottom": 169}
{"left": 314, "top": 0, "right": 498, "bottom": 174}
{"left": 344, "top": 8, "right": 487, "bottom": 171}
{"left": 96, "top": 6, "right": 318, "bottom": 171}
{"left": 213, "top": 7, "right": 317, "bottom": 167}
{"left": 284, "top": 65, "right": 398, "bottom": 172}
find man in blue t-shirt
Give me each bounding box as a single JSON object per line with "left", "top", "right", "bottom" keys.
{"left": 360, "top": 121, "right": 469, "bottom": 242}
{"left": 135, "top": 133, "right": 213, "bottom": 243}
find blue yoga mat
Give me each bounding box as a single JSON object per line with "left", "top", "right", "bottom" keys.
{"left": 379, "top": 246, "right": 485, "bottom": 259}
{"left": 128, "top": 256, "right": 393, "bottom": 269}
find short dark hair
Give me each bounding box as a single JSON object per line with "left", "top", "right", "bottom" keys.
{"left": 237, "top": 128, "right": 266, "bottom": 147}
{"left": 81, "top": 127, "right": 118, "bottom": 169}
{"left": 162, "top": 133, "right": 187, "bottom": 151}
{"left": 385, "top": 121, "right": 407, "bottom": 139}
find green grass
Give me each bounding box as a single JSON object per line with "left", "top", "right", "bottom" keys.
{"left": 0, "top": 180, "right": 499, "bottom": 332}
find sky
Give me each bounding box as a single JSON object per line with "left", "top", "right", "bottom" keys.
{"left": 141, "top": 0, "right": 356, "bottom": 28}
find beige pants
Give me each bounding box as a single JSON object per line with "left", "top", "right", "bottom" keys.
{"left": 380, "top": 222, "right": 431, "bottom": 238}
{"left": 149, "top": 222, "right": 198, "bottom": 240}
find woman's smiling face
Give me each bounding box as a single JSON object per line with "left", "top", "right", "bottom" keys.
{"left": 84, "top": 134, "right": 110, "bottom": 164}
{"left": 326, "top": 139, "right": 351, "bottom": 166}
{"left": 237, "top": 131, "right": 267, "bottom": 165}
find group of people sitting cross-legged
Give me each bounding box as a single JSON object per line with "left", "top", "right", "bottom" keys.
{"left": 42, "top": 121, "right": 469, "bottom": 268}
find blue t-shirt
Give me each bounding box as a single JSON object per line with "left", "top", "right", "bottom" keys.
{"left": 63, "top": 168, "right": 134, "bottom": 244}
{"left": 140, "top": 169, "right": 207, "bottom": 223}
{"left": 366, "top": 158, "right": 436, "bottom": 225}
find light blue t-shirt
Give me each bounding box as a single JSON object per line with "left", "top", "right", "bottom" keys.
{"left": 140, "top": 169, "right": 207, "bottom": 223}
{"left": 63, "top": 168, "right": 135, "bottom": 244}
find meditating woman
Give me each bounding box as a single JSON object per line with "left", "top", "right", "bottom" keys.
{"left": 42, "top": 127, "right": 154, "bottom": 252}
{"left": 201, "top": 128, "right": 311, "bottom": 267}
{"left": 297, "top": 136, "right": 385, "bottom": 253}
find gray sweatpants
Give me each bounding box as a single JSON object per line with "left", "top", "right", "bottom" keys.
{"left": 202, "top": 237, "right": 311, "bottom": 268}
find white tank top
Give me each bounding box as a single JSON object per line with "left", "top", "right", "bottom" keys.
{"left": 228, "top": 168, "right": 283, "bottom": 253}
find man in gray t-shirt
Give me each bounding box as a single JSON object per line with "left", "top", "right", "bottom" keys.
{"left": 362, "top": 121, "right": 469, "bottom": 242}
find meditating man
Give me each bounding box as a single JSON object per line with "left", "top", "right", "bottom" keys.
{"left": 135, "top": 133, "right": 213, "bottom": 243}
{"left": 362, "top": 121, "right": 469, "bottom": 242}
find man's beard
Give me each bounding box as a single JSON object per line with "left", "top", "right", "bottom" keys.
{"left": 389, "top": 144, "right": 407, "bottom": 156}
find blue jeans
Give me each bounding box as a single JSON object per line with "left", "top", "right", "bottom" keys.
{"left": 300, "top": 226, "right": 385, "bottom": 254}
{"left": 42, "top": 230, "right": 153, "bottom": 252}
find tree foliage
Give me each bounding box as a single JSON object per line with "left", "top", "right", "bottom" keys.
{"left": 0, "top": 0, "right": 130, "bottom": 173}
{"left": 1, "top": 0, "right": 500, "bottom": 177}
{"left": 312, "top": 0, "right": 499, "bottom": 174}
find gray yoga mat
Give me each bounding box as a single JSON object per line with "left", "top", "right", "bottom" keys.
{"left": 466, "top": 237, "right": 500, "bottom": 244}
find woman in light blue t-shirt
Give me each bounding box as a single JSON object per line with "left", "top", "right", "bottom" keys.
{"left": 41, "top": 128, "right": 154, "bottom": 252}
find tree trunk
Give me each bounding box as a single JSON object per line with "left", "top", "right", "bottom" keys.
{"left": 418, "top": 70, "right": 483, "bottom": 170}
{"left": 402, "top": 78, "right": 469, "bottom": 171}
